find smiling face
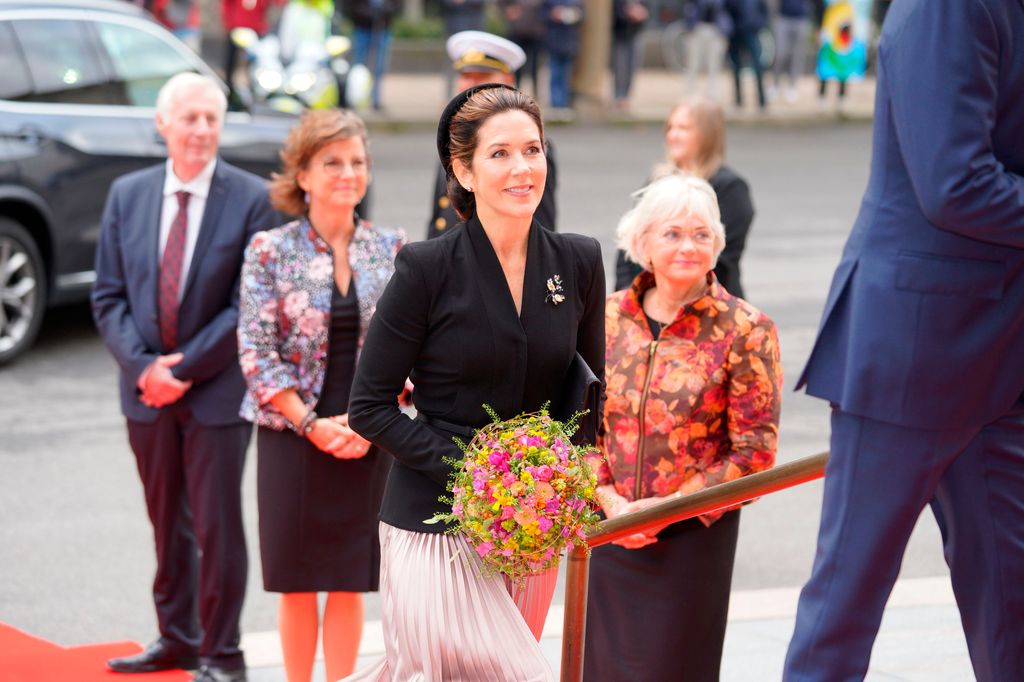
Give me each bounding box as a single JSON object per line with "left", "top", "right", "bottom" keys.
{"left": 452, "top": 109, "right": 546, "bottom": 223}
{"left": 296, "top": 136, "right": 370, "bottom": 213}
{"left": 156, "top": 83, "right": 224, "bottom": 182}
{"left": 643, "top": 211, "right": 716, "bottom": 292}
{"left": 665, "top": 106, "right": 700, "bottom": 171}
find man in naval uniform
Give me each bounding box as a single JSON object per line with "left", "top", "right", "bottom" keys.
{"left": 427, "top": 30, "right": 558, "bottom": 239}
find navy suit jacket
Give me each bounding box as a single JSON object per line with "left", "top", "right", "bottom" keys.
{"left": 92, "top": 159, "right": 277, "bottom": 426}
{"left": 798, "top": 0, "right": 1024, "bottom": 431}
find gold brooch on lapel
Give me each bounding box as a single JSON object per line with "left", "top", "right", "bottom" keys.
{"left": 546, "top": 275, "right": 565, "bottom": 305}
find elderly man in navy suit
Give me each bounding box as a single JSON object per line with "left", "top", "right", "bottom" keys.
{"left": 92, "top": 73, "right": 277, "bottom": 682}
{"left": 784, "top": 1, "right": 1024, "bottom": 680}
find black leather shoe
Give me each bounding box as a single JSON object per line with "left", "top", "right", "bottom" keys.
{"left": 107, "top": 640, "right": 199, "bottom": 673}
{"left": 191, "top": 664, "right": 248, "bottom": 682}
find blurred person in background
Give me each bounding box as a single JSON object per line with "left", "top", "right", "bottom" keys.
{"left": 344, "top": 0, "right": 400, "bottom": 111}
{"left": 221, "top": 0, "right": 284, "bottom": 98}
{"left": 770, "top": 0, "right": 811, "bottom": 103}
{"left": 724, "top": 0, "right": 768, "bottom": 111}
{"left": 615, "top": 97, "right": 754, "bottom": 298}
{"left": 586, "top": 173, "right": 781, "bottom": 682}
{"left": 238, "top": 109, "right": 405, "bottom": 682}
{"left": 683, "top": 0, "right": 732, "bottom": 101}
{"left": 610, "top": 0, "right": 650, "bottom": 113}
{"left": 499, "top": 0, "right": 546, "bottom": 97}
{"left": 544, "top": 0, "right": 584, "bottom": 116}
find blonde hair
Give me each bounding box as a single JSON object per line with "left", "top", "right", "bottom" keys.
{"left": 617, "top": 173, "right": 726, "bottom": 271}
{"left": 653, "top": 97, "right": 726, "bottom": 181}
{"left": 269, "top": 109, "right": 369, "bottom": 216}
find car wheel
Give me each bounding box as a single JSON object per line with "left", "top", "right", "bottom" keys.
{"left": 0, "top": 218, "right": 47, "bottom": 364}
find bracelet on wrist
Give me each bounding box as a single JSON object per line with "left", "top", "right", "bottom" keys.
{"left": 295, "top": 410, "right": 318, "bottom": 436}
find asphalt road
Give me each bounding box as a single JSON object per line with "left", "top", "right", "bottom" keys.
{"left": 0, "top": 121, "right": 951, "bottom": 648}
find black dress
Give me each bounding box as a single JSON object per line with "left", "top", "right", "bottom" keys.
{"left": 257, "top": 282, "right": 390, "bottom": 593}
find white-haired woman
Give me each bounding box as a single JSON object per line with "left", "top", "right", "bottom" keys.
{"left": 585, "top": 173, "right": 782, "bottom": 682}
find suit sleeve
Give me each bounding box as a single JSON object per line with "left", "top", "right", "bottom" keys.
{"left": 713, "top": 174, "right": 753, "bottom": 298}
{"left": 348, "top": 246, "right": 462, "bottom": 485}
{"left": 885, "top": 0, "right": 1024, "bottom": 247}
{"left": 172, "top": 189, "right": 278, "bottom": 383}
{"left": 90, "top": 181, "right": 157, "bottom": 384}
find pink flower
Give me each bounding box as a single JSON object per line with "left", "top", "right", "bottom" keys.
{"left": 489, "top": 450, "right": 510, "bottom": 472}
{"left": 502, "top": 472, "right": 517, "bottom": 487}
{"left": 534, "top": 465, "right": 554, "bottom": 482}
{"left": 476, "top": 541, "right": 494, "bottom": 558}
{"left": 537, "top": 516, "right": 554, "bottom": 534}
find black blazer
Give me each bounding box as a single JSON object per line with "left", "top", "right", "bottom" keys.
{"left": 91, "top": 159, "right": 278, "bottom": 426}
{"left": 349, "top": 216, "right": 605, "bottom": 532}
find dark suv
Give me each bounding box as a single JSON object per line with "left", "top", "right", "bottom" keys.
{"left": 0, "top": 0, "right": 296, "bottom": 363}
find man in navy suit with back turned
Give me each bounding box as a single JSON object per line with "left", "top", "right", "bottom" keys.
{"left": 92, "top": 72, "right": 277, "bottom": 682}
{"left": 784, "top": 1, "right": 1024, "bottom": 680}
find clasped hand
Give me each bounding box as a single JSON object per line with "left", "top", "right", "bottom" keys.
{"left": 307, "top": 413, "right": 371, "bottom": 459}
{"left": 139, "top": 353, "right": 193, "bottom": 408}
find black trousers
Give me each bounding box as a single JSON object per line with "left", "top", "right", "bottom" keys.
{"left": 127, "top": 407, "right": 250, "bottom": 668}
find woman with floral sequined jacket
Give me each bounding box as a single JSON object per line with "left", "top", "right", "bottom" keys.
{"left": 584, "top": 173, "right": 781, "bottom": 682}
{"left": 237, "top": 109, "right": 405, "bottom": 682}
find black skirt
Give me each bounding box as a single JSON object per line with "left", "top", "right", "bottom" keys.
{"left": 257, "top": 428, "right": 390, "bottom": 593}
{"left": 257, "top": 282, "right": 390, "bottom": 593}
{"left": 582, "top": 510, "right": 741, "bottom": 682}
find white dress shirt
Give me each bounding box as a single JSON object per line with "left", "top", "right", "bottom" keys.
{"left": 159, "top": 157, "right": 216, "bottom": 301}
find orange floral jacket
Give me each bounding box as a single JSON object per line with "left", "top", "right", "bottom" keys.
{"left": 594, "top": 271, "right": 782, "bottom": 526}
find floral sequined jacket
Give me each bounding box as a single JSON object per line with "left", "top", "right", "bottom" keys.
{"left": 594, "top": 271, "right": 782, "bottom": 526}
{"left": 238, "top": 218, "right": 406, "bottom": 430}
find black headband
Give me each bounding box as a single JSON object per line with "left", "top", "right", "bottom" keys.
{"left": 436, "top": 83, "right": 518, "bottom": 172}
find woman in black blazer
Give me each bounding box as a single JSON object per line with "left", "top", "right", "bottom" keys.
{"left": 346, "top": 84, "right": 605, "bottom": 680}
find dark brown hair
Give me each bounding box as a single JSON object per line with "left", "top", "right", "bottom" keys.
{"left": 269, "top": 109, "right": 368, "bottom": 216}
{"left": 445, "top": 87, "right": 544, "bottom": 220}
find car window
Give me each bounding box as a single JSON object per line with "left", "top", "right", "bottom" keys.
{"left": 0, "top": 23, "right": 32, "bottom": 100}
{"left": 9, "top": 19, "right": 114, "bottom": 104}
{"left": 93, "top": 20, "right": 199, "bottom": 107}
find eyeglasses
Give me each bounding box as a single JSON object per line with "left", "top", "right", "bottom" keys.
{"left": 654, "top": 226, "right": 715, "bottom": 246}
{"left": 319, "top": 157, "right": 368, "bottom": 177}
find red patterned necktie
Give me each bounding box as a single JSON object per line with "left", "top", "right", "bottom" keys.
{"left": 159, "top": 190, "right": 190, "bottom": 351}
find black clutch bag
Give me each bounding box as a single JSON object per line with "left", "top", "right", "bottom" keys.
{"left": 552, "top": 352, "right": 603, "bottom": 446}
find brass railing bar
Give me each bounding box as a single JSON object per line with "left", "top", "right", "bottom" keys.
{"left": 588, "top": 451, "right": 830, "bottom": 548}
{"left": 560, "top": 451, "right": 829, "bottom": 682}
{"left": 559, "top": 545, "right": 591, "bottom": 682}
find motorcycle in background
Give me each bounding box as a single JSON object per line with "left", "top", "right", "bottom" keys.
{"left": 231, "top": 0, "right": 372, "bottom": 113}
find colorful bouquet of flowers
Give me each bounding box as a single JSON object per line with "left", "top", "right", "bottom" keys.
{"left": 426, "top": 405, "right": 602, "bottom": 582}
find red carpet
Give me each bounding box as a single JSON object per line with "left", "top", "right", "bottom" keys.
{"left": 0, "top": 624, "right": 191, "bottom": 681}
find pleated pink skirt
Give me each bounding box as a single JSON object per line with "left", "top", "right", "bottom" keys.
{"left": 341, "top": 522, "right": 558, "bottom": 682}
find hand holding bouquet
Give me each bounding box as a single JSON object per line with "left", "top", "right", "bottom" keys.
{"left": 426, "top": 405, "right": 602, "bottom": 582}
